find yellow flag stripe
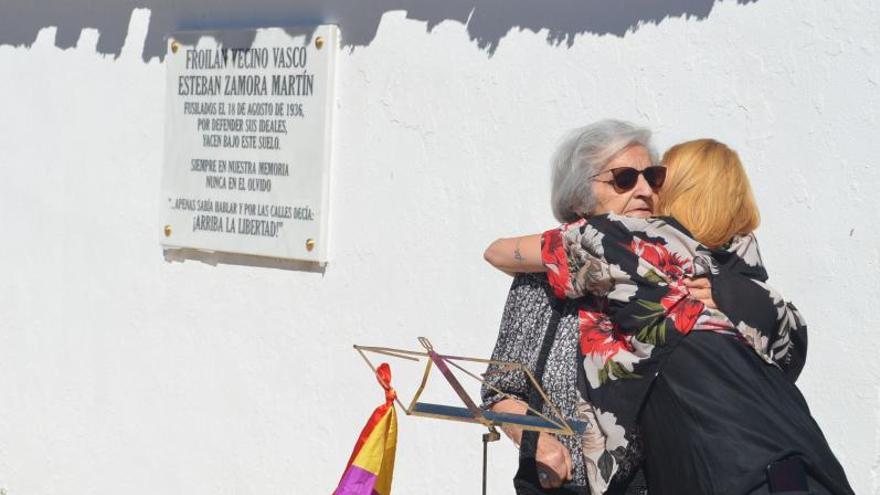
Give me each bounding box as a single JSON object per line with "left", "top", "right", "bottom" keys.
{"left": 351, "top": 406, "right": 397, "bottom": 495}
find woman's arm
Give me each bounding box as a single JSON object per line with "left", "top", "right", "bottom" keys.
{"left": 480, "top": 274, "right": 573, "bottom": 488}
{"left": 483, "top": 234, "right": 544, "bottom": 274}
{"left": 486, "top": 216, "right": 638, "bottom": 301}
{"left": 711, "top": 234, "right": 809, "bottom": 381}
{"left": 771, "top": 298, "right": 807, "bottom": 382}
{"left": 749, "top": 280, "right": 807, "bottom": 382}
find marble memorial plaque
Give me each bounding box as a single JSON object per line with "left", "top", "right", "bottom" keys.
{"left": 160, "top": 25, "right": 338, "bottom": 262}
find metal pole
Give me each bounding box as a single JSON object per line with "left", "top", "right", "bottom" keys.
{"left": 482, "top": 434, "right": 488, "bottom": 495}
{"left": 482, "top": 427, "right": 500, "bottom": 495}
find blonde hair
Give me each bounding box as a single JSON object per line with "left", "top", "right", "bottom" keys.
{"left": 658, "top": 139, "right": 760, "bottom": 249}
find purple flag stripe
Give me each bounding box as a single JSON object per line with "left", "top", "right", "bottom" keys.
{"left": 333, "top": 464, "right": 379, "bottom": 495}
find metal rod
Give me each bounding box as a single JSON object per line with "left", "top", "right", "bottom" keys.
{"left": 482, "top": 432, "right": 489, "bottom": 495}
{"left": 355, "top": 347, "right": 409, "bottom": 411}
{"left": 482, "top": 427, "right": 500, "bottom": 495}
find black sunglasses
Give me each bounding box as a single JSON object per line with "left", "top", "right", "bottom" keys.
{"left": 592, "top": 166, "right": 666, "bottom": 193}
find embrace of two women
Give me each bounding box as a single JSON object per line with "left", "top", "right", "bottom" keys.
{"left": 480, "top": 120, "right": 854, "bottom": 495}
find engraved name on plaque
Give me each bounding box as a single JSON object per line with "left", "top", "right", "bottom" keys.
{"left": 161, "top": 25, "right": 338, "bottom": 263}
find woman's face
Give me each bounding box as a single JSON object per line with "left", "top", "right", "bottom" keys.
{"left": 590, "top": 145, "right": 658, "bottom": 218}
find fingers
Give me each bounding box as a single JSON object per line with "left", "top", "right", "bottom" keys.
{"left": 536, "top": 463, "right": 564, "bottom": 490}
{"left": 563, "top": 442, "right": 573, "bottom": 480}
{"left": 536, "top": 433, "right": 572, "bottom": 489}
{"left": 687, "top": 287, "right": 712, "bottom": 300}
{"left": 682, "top": 277, "right": 711, "bottom": 289}
{"left": 684, "top": 277, "right": 718, "bottom": 309}
{"left": 687, "top": 288, "right": 718, "bottom": 309}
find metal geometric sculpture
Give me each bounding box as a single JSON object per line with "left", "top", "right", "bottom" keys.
{"left": 354, "top": 337, "right": 586, "bottom": 436}
{"left": 354, "top": 337, "right": 587, "bottom": 494}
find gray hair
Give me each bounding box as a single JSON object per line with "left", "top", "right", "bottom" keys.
{"left": 550, "top": 119, "right": 658, "bottom": 223}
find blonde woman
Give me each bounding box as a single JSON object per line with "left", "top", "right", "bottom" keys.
{"left": 484, "top": 140, "right": 853, "bottom": 494}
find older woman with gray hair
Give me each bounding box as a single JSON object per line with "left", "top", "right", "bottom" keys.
{"left": 482, "top": 120, "right": 825, "bottom": 494}
{"left": 482, "top": 119, "right": 663, "bottom": 495}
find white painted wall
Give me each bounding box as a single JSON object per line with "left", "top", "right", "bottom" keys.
{"left": 1, "top": 1, "right": 878, "bottom": 493}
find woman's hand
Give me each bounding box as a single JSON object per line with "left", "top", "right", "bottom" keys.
{"left": 683, "top": 277, "right": 717, "bottom": 309}
{"left": 490, "top": 399, "right": 572, "bottom": 488}
{"left": 535, "top": 432, "right": 573, "bottom": 489}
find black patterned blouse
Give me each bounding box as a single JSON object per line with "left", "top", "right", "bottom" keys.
{"left": 481, "top": 274, "right": 648, "bottom": 494}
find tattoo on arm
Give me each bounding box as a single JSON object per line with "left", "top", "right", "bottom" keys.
{"left": 514, "top": 239, "right": 524, "bottom": 262}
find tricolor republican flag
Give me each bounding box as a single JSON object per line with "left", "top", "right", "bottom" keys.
{"left": 333, "top": 362, "right": 398, "bottom": 495}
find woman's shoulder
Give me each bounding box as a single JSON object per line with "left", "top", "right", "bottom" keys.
{"left": 723, "top": 233, "right": 763, "bottom": 266}
{"left": 581, "top": 213, "right": 695, "bottom": 239}
{"left": 711, "top": 232, "right": 768, "bottom": 280}
{"left": 577, "top": 213, "right": 705, "bottom": 259}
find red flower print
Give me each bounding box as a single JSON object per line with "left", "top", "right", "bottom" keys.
{"left": 660, "top": 284, "right": 704, "bottom": 334}
{"left": 579, "top": 310, "right": 633, "bottom": 363}
{"left": 542, "top": 228, "right": 573, "bottom": 299}
{"left": 627, "top": 239, "right": 690, "bottom": 279}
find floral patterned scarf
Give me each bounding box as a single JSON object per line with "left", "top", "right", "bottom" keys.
{"left": 541, "top": 214, "right": 807, "bottom": 494}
